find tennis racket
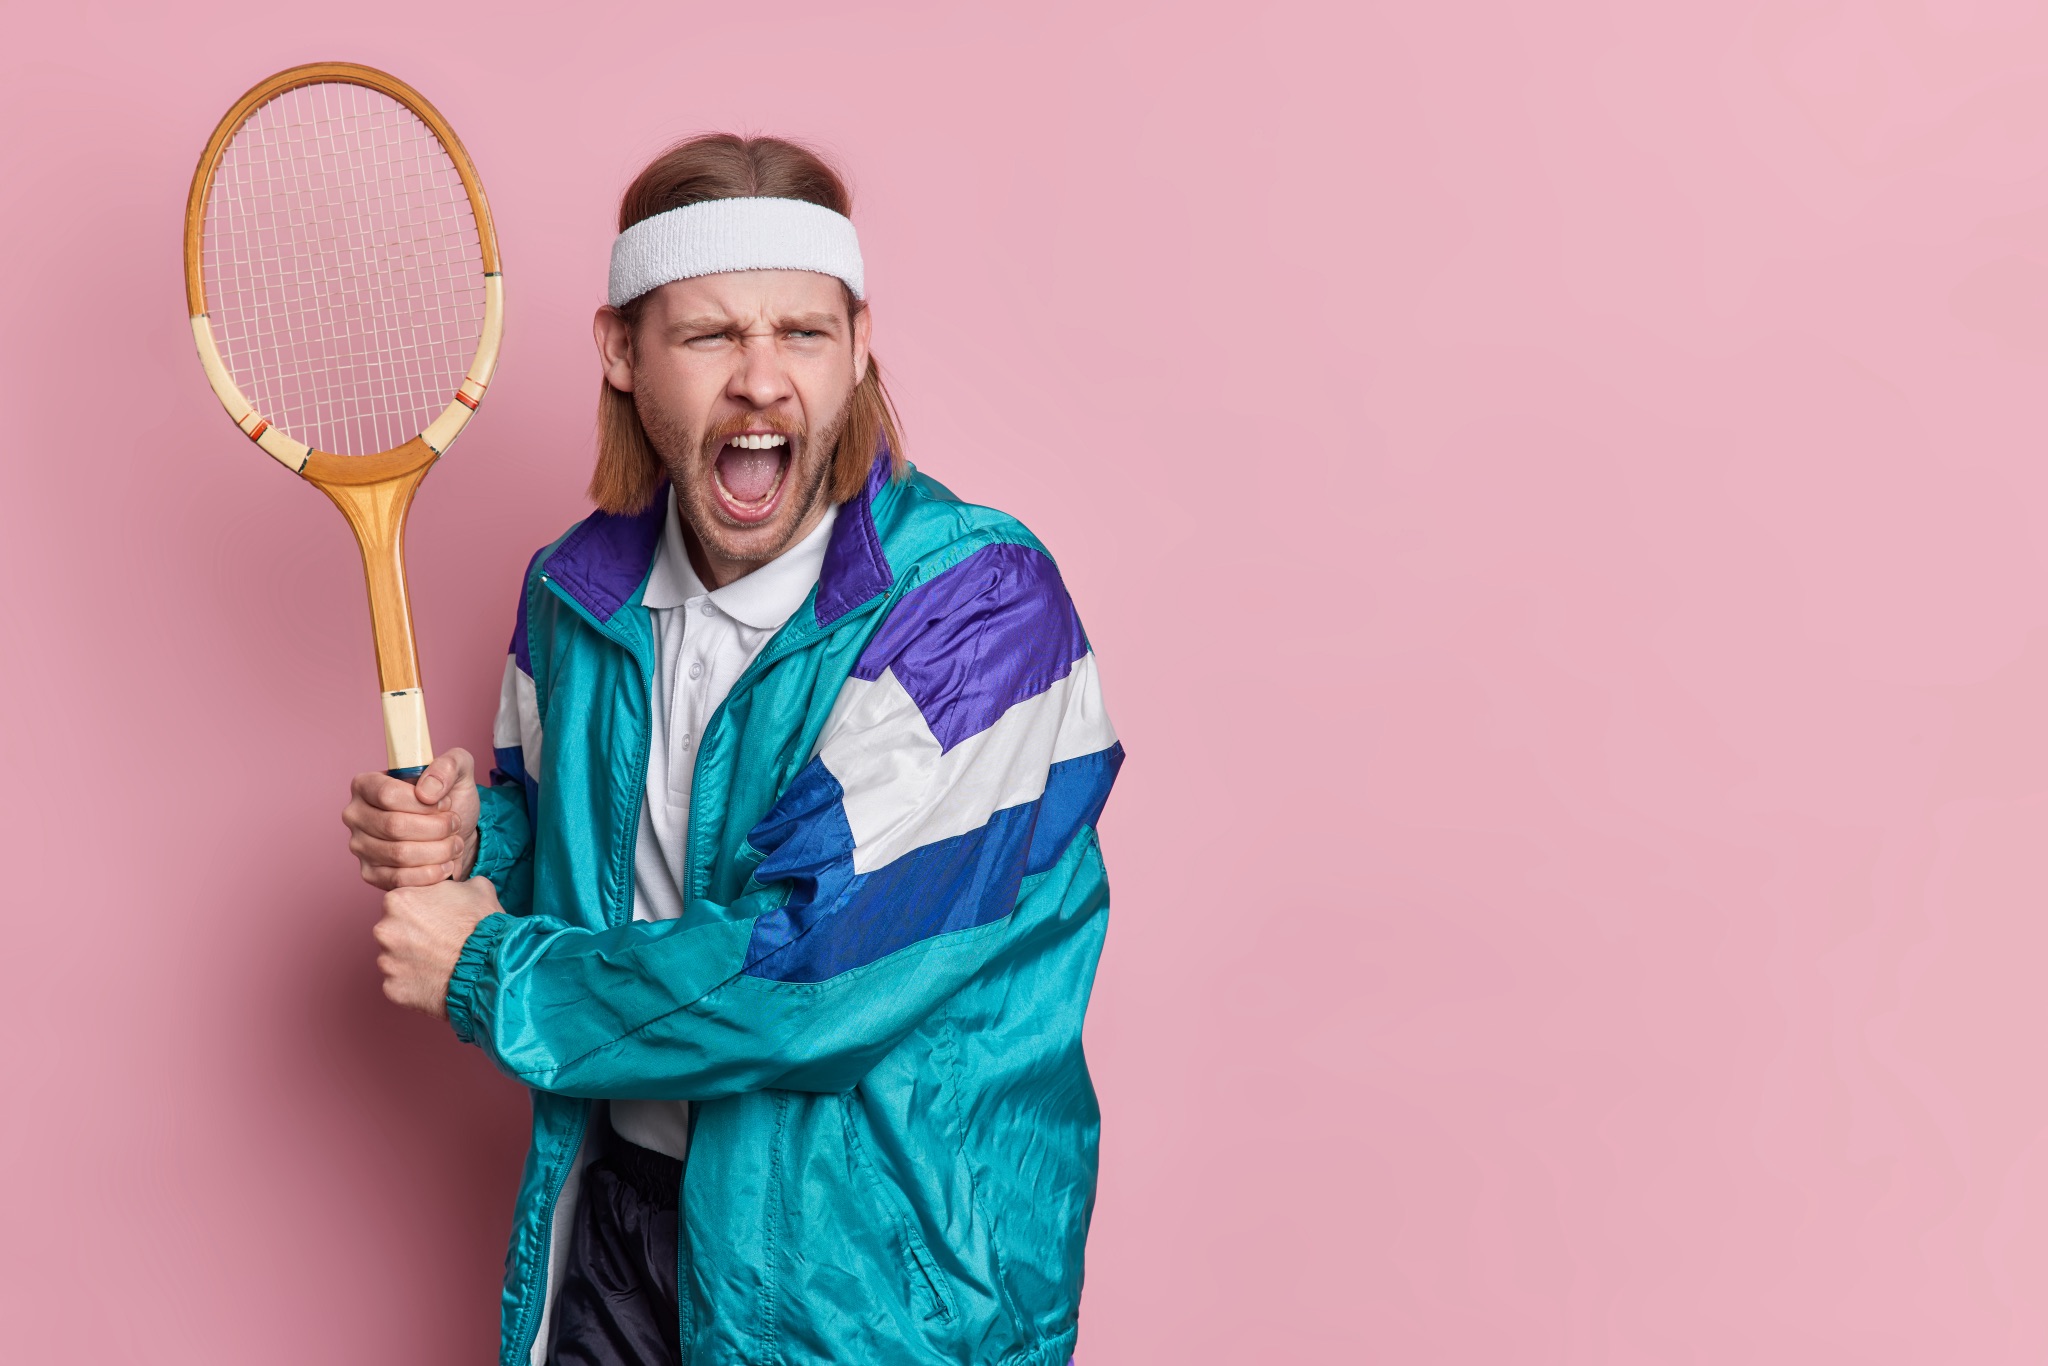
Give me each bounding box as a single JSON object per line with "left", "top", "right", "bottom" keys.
{"left": 184, "top": 62, "right": 503, "bottom": 780}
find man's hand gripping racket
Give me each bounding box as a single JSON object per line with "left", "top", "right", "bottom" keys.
{"left": 185, "top": 63, "right": 501, "bottom": 884}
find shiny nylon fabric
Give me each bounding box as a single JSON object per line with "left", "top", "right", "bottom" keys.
{"left": 456, "top": 463, "right": 1112, "bottom": 1366}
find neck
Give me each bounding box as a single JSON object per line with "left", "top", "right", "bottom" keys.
{"left": 679, "top": 500, "right": 830, "bottom": 590}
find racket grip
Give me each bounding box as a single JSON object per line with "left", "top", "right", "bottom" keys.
{"left": 382, "top": 686, "right": 434, "bottom": 783}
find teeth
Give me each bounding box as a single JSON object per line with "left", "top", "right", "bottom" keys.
{"left": 728, "top": 433, "right": 789, "bottom": 450}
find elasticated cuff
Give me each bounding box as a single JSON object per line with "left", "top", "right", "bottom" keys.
{"left": 445, "top": 911, "right": 515, "bottom": 1045}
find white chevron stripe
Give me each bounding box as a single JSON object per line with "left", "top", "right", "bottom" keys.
{"left": 816, "top": 652, "right": 1117, "bottom": 875}
{"left": 494, "top": 653, "right": 544, "bottom": 776}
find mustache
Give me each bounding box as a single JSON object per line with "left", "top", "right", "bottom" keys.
{"left": 703, "top": 413, "right": 803, "bottom": 450}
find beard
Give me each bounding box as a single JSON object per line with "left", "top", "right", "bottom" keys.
{"left": 637, "top": 389, "right": 851, "bottom": 573}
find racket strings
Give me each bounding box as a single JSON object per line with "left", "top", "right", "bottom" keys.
{"left": 202, "top": 81, "right": 486, "bottom": 457}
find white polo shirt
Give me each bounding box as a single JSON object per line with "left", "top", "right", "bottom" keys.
{"left": 610, "top": 488, "right": 839, "bottom": 1161}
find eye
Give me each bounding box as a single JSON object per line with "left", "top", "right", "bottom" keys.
{"left": 787, "top": 329, "right": 822, "bottom": 340}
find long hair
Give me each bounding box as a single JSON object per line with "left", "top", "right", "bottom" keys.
{"left": 590, "top": 135, "right": 906, "bottom": 515}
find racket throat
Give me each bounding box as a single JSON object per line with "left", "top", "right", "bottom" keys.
{"left": 306, "top": 442, "right": 439, "bottom": 778}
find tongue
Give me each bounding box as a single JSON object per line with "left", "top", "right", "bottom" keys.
{"left": 717, "top": 444, "right": 784, "bottom": 503}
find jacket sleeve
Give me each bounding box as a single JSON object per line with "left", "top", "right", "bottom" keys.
{"left": 468, "top": 573, "right": 545, "bottom": 917}
{"left": 444, "top": 540, "right": 1123, "bottom": 1100}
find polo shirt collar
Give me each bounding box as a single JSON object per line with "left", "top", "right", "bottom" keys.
{"left": 642, "top": 486, "right": 840, "bottom": 630}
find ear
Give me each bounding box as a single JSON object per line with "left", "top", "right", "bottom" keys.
{"left": 850, "top": 304, "right": 873, "bottom": 383}
{"left": 594, "top": 305, "right": 635, "bottom": 393}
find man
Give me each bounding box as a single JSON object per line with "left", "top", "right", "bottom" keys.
{"left": 339, "top": 135, "right": 1122, "bottom": 1366}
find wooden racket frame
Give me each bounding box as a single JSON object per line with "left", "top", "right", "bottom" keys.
{"left": 184, "top": 62, "right": 504, "bottom": 777}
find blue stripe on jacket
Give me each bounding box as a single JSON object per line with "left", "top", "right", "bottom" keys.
{"left": 743, "top": 743, "right": 1124, "bottom": 983}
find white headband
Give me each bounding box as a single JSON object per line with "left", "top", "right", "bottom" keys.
{"left": 607, "top": 196, "right": 865, "bottom": 307}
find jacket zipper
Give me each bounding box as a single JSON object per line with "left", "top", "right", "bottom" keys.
{"left": 509, "top": 1105, "right": 593, "bottom": 1366}
{"left": 511, "top": 570, "right": 657, "bottom": 1366}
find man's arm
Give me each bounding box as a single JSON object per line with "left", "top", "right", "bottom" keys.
{"left": 474, "top": 596, "right": 545, "bottom": 912}
{"left": 377, "top": 541, "right": 1120, "bottom": 1100}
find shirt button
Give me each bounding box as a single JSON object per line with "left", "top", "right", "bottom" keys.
{"left": 700, "top": 601, "right": 716, "bottom": 617}
{"left": 689, "top": 661, "right": 704, "bottom": 681}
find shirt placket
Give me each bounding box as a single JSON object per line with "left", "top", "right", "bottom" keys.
{"left": 663, "top": 601, "right": 688, "bottom": 807}
{"left": 673, "top": 596, "right": 722, "bottom": 807}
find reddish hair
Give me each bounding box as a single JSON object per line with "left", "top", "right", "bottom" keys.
{"left": 589, "top": 134, "right": 905, "bottom": 515}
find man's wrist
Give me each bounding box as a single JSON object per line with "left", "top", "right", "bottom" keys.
{"left": 456, "top": 828, "right": 481, "bottom": 880}
{"left": 445, "top": 907, "right": 514, "bottom": 1045}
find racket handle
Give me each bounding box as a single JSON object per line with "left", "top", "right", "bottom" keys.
{"left": 383, "top": 685, "right": 434, "bottom": 783}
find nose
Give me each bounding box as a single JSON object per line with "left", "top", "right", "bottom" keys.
{"left": 726, "top": 334, "right": 794, "bottom": 412}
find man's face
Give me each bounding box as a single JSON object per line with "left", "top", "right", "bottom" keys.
{"left": 595, "top": 269, "right": 871, "bottom": 584}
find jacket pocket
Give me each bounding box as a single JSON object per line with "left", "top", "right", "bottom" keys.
{"left": 840, "top": 1092, "right": 957, "bottom": 1325}
{"left": 735, "top": 838, "right": 769, "bottom": 891}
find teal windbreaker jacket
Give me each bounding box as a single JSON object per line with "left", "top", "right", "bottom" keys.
{"left": 447, "top": 455, "right": 1122, "bottom": 1366}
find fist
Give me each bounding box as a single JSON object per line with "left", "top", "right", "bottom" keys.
{"left": 342, "top": 747, "right": 481, "bottom": 890}
{"left": 375, "top": 876, "right": 502, "bottom": 1017}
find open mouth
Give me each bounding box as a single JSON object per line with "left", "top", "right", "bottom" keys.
{"left": 711, "top": 432, "right": 792, "bottom": 524}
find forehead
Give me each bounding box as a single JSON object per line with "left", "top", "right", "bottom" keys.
{"left": 641, "top": 269, "right": 848, "bottom": 324}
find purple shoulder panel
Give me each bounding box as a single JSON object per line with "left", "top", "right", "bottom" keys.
{"left": 815, "top": 450, "right": 894, "bottom": 626}
{"left": 538, "top": 487, "right": 669, "bottom": 624}
{"left": 510, "top": 544, "right": 549, "bottom": 673}
{"left": 853, "top": 541, "right": 1088, "bottom": 752}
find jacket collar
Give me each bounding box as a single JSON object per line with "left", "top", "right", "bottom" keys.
{"left": 543, "top": 449, "right": 896, "bottom": 629}
{"left": 814, "top": 451, "right": 895, "bottom": 626}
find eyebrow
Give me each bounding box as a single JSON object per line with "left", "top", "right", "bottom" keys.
{"left": 666, "top": 311, "right": 844, "bottom": 335}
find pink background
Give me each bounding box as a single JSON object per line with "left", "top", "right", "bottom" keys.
{"left": 8, "top": 1, "right": 2048, "bottom": 1360}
